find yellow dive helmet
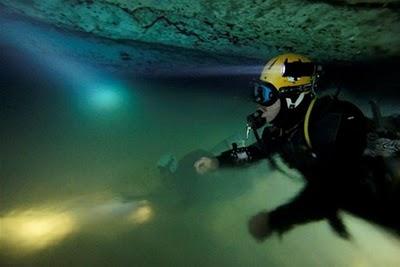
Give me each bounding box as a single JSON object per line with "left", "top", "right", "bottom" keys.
{"left": 255, "top": 53, "right": 319, "bottom": 108}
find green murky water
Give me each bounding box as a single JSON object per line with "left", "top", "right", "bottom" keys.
{"left": 2, "top": 69, "right": 400, "bottom": 266}
{"left": 1, "top": 12, "right": 399, "bottom": 265}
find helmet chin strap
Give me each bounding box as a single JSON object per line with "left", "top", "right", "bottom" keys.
{"left": 285, "top": 92, "right": 305, "bottom": 109}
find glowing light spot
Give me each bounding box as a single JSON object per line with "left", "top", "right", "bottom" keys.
{"left": 0, "top": 196, "right": 153, "bottom": 258}
{"left": 127, "top": 203, "right": 153, "bottom": 224}
{"left": 90, "top": 88, "right": 122, "bottom": 110}
{"left": 0, "top": 210, "right": 76, "bottom": 254}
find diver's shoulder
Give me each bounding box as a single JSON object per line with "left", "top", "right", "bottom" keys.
{"left": 309, "top": 95, "right": 367, "bottom": 148}
{"left": 314, "top": 95, "right": 365, "bottom": 118}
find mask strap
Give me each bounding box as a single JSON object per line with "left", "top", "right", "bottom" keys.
{"left": 285, "top": 92, "right": 305, "bottom": 109}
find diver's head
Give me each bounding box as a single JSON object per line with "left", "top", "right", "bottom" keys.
{"left": 254, "top": 53, "right": 320, "bottom": 126}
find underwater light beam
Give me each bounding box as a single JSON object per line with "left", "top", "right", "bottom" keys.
{"left": 0, "top": 15, "right": 129, "bottom": 111}
{"left": 0, "top": 210, "right": 76, "bottom": 253}
{"left": 0, "top": 197, "right": 153, "bottom": 255}
{"left": 154, "top": 65, "right": 265, "bottom": 77}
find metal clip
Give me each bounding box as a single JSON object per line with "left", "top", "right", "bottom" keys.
{"left": 246, "top": 125, "right": 252, "bottom": 139}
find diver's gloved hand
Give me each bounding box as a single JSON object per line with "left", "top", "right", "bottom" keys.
{"left": 193, "top": 157, "right": 219, "bottom": 175}
{"left": 248, "top": 211, "right": 273, "bottom": 242}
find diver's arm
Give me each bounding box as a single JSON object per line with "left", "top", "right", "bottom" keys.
{"left": 266, "top": 184, "right": 337, "bottom": 236}
{"left": 216, "top": 142, "right": 269, "bottom": 167}
{"left": 194, "top": 141, "right": 272, "bottom": 174}
{"left": 216, "top": 126, "right": 281, "bottom": 167}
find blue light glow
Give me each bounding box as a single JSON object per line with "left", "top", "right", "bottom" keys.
{"left": 0, "top": 15, "right": 134, "bottom": 115}
{"left": 90, "top": 87, "right": 122, "bottom": 110}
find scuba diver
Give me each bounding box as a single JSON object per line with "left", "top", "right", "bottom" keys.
{"left": 193, "top": 53, "right": 400, "bottom": 241}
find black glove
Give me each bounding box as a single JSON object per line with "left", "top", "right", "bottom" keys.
{"left": 248, "top": 211, "right": 273, "bottom": 241}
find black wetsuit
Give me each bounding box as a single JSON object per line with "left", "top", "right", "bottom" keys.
{"left": 216, "top": 95, "right": 375, "bottom": 237}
